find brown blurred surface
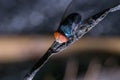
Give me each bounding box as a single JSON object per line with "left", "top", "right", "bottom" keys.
{"left": 0, "top": 35, "right": 120, "bottom": 62}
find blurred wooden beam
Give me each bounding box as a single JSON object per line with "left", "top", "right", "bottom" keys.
{"left": 0, "top": 35, "right": 53, "bottom": 62}
{"left": 0, "top": 35, "right": 120, "bottom": 62}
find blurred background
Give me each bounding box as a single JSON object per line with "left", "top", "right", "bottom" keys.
{"left": 0, "top": 0, "right": 120, "bottom": 80}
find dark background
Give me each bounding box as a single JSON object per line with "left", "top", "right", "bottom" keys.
{"left": 0, "top": 0, "right": 120, "bottom": 36}
{"left": 0, "top": 0, "right": 120, "bottom": 80}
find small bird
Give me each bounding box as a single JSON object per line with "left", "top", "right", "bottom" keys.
{"left": 54, "top": 13, "right": 82, "bottom": 43}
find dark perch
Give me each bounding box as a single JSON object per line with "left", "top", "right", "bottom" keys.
{"left": 24, "top": 48, "right": 54, "bottom": 80}
{"left": 24, "top": 3, "right": 120, "bottom": 80}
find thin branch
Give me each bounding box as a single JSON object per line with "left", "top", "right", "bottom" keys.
{"left": 24, "top": 4, "right": 120, "bottom": 80}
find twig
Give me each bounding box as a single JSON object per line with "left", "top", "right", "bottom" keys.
{"left": 24, "top": 3, "right": 120, "bottom": 80}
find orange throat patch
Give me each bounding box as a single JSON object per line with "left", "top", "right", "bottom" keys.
{"left": 54, "top": 32, "right": 68, "bottom": 43}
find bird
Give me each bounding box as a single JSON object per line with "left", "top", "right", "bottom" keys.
{"left": 54, "top": 13, "right": 82, "bottom": 43}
